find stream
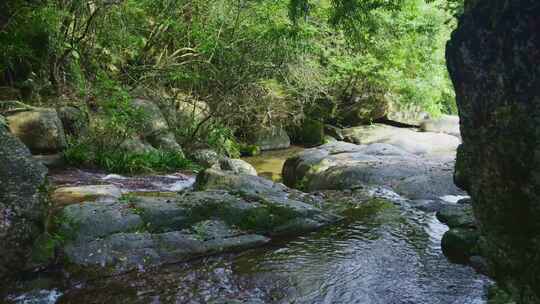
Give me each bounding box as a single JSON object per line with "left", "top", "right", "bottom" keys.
{"left": 3, "top": 148, "right": 490, "bottom": 304}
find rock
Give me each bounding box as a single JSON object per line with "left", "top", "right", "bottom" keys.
{"left": 337, "top": 94, "right": 430, "bottom": 126}
{"left": 57, "top": 106, "right": 87, "bottom": 136}
{"left": 175, "top": 97, "right": 209, "bottom": 124}
{"left": 446, "top": 0, "right": 540, "bottom": 301}
{"left": 64, "top": 228, "right": 268, "bottom": 276}
{"left": 6, "top": 108, "right": 67, "bottom": 153}
{"left": 323, "top": 135, "right": 337, "bottom": 143}
{"left": 250, "top": 127, "right": 290, "bottom": 151}
{"left": 0, "top": 126, "right": 48, "bottom": 278}
{"left": 60, "top": 200, "right": 144, "bottom": 243}
{"left": 342, "top": 124, "right": 460, "bottom": 156}
{"left": 419, "top": 115, "right": 460, "bottom": 138}
{"left": 119, "top": 137, "right": 158, "bottom": 155}
{"left": 51, "top": 185, "right": 122, "bottom": 208}
{"left": 32, "top": 153, "right": 65, "bottom": 169}
{"left": 385, "top": 101, "right": 430, "bottom": 126}
{"left": 436, "top": 204, "right": 476, "bottom": 229}
{"left": 195, "top": 169, "right": 340, "bottom": 230}
{"left": 457, "top": 197, "right": 472, "bottom": 205}
{"left": 453, "top": 144, "right": 471, "bottom": 192}
{"left": 441, "top": 228, "right": 480, "bottom": 264}
{"left": 324, "top": 124, "right": 345, "bottom": 141}
{"left": 291, "top": 118, "right": 325, "bottom": 147}
{"left": 282, "top": 141, "right": 463, "bottom": 200}
{"left": 55, "top": 185, "right": 338, "bottom": 275}
{"left": 131, "top": 99, "right": 182, "bottom": 153}
{"left": 218, "top": 158, "right": 257, "bottom": 176}
{"left": 191, "top": 149, "right": 221, "bottom": 168}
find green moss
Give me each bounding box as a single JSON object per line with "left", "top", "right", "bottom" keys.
{"left": 487, "top": 285, "right": 516, "bottom": 304}
{"left": 338, "top": 198, "right": 395, "bottom": 219}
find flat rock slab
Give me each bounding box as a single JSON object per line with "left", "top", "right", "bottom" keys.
{"left": 420, "top": 115, "right": 460, "bottom": 138}
{"left": 64, "top": 221, "right": 269, "bottom": 275}
{"left": 283, "top": 141, "right": 464, "bottom": 200}
{"left": 55, "top": 174, "right": 340, "bottom": 276}
{"left": 342, "top": 124, "right": 460, "bottom": 156}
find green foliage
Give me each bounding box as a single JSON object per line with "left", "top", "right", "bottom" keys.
{"left": 206, "top": 125, "right": 241, "bottom": 158}
{"left": 3, "top": 0, "right": 460, "bottom": 149}
{"left": 65, "top": 142, "right": 197, "bottom": 174}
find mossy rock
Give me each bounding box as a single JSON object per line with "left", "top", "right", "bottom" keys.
{"left": 292, "top": 118, "right": 325, "bottom": 147}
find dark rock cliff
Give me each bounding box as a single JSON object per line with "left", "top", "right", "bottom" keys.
{"left": 447, "top": 1, "right": 540, "bottom": 302}
{"left": 0, "top": 124, "right": 48, "bottom": 279}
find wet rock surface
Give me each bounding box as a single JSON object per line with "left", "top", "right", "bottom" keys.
{"left": 447, "top": 0, "right": 540, "bottom": 301}
{"left": 50, "top": 169, "right": 340, "bottom": 276}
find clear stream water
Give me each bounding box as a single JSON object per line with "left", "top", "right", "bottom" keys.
{"left": 3, "top": 148, "right": 490, "bottom": 304}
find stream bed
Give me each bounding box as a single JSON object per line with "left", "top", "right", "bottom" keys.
{"left": 3, "top": 148, "right": 491, "bottom": 304}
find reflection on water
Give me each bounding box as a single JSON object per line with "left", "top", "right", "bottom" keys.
{"left": 242, "top": 146, "right": 305, "bottom": 182}
{"left": 5, "top": 192, "right": 489, "bottom": 304}
{"left": 5, "top": 148, "right": 490, "bottom": 304}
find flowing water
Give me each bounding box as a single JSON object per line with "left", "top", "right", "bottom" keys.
{"left": 3, "top": 148, "right": 490, "bottom": 304}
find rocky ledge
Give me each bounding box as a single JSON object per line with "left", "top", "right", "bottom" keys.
{"left": 46, "top": 168, "right": 343, "bottom": 276}
{"left": 282, "top": 125, "right": 463, "bottom": 200}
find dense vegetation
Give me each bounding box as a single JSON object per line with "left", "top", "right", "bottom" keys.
{"left": 0, "top": 0, "right": 460, "bottom": 171}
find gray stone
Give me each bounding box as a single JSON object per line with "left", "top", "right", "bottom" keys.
{"left": 250, "top": 127, "right": 290, "bottom": 151}
{"left": 60, "top": 201, "right": 144, "bottom": 242}
{"left": 192, "top": 149, "right": 221, "bottom": 168}
{"left": 419, "top": 115, "right": 460, "bottom": 138}
{"left": 120, "top": 137, "right": 158, "bottom": 155}
{"left": 64, "top": 228, "right": 269, "bottom": 275}
{"left": 447, "top": 1, "right": 540, "bottom": 301}
{"left": 131, "top": 98, "right": 182, "bottom": 153}
{"left": 441, "top": 228, "right": 480, "bottom": 264}
{"left": 0, "top": 126, "right": 48, "bottom": 278}
{"left": 436, "top": 204, "right": 476, "bottom": 229}
{"left": 218, "top": 158, "right": 257, "bottom": 176}
{"left": 56, "top": 186, "right": 338, "bottom": 276}
{"left": 385, "top": 101, "right": 430, "bottom": 126}
{"left": 282, "top": 141, "right": 463, "bottom": 200}
{"left": 342, "top": 124, "right": 460, "bottom": 156}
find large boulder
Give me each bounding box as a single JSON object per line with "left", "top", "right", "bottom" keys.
{"left": 52, "top": 173, "right": 339, "bottom": 275}
{"left": 342, "top": 124, "right": 460, "bottom": 156}
{"left": 338, "top": 93, "right": 430, "bottom": 126}
{"left": 57, "top": 105, "right": 88, "bottom": 136}
{"left": 218, "top": 158, "right": 257, "bottom": 176}
{"left": 6, "top": 108, "right": 67, "bottom": 153}
{"left": 419, "top": 115, "right": 460, "bottom": 138}
{"left": 250, "top": 127, "right": 290, "bottom": 151}
{"left": 282, "top": 141, "right": 463, "bottom": 200}
{"left": 446, "top": 1, "right": 540, "bottom": 301}
{"left": 132, "top": 99, "right": 182, "bottom": 153}
{"left": 385, "top": 101, "right": 430, "bottom": 126}
{"left": 0, "top": 125, "right": 48, "bottom": 278}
